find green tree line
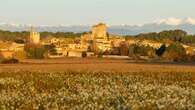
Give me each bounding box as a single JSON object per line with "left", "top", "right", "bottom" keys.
{"left": 0, "top": 30, "right": 83, "bottom": 42}
{"left": 125, "top": 30, "right": 195, "bottom": 45}
{"left": 1, "top": 29, "right": 195, "bottom": 45}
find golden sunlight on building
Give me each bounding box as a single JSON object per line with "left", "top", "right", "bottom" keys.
{"left": 0, "top": 51, "right": 14, "bottom": 59}
{"left": 29, "top": 27, "right": 40, "bottom": 44}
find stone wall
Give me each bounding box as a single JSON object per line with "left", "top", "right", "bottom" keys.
{"left": 68, "top": 51, "right": 82, "bottom": 57}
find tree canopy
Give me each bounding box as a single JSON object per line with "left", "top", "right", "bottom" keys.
{"left": 0, "top": 30, "right": 83, "bottom": 42}
{"left": 126, "top": 30, "right": 195, "bottom": 45}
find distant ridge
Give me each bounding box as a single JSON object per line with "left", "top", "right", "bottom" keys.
{"left": 1, "top": 18, "right": 195, "bottom": 35}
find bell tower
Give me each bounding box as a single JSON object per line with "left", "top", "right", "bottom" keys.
{"left": 29, "top": 26, "right": 40, "bottom": 44}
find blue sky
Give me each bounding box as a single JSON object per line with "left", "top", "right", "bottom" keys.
{"left": 0, "top": 0, "right": 195, "bottom": 25}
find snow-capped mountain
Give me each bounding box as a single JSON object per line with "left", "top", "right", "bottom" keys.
{"left": 155, "top": 17, "right": 195, "bottom": 25}
{"left": 109, "top": 17, "right": 195, "bottom": 35}
{"left": 1, "top": 17, "right": 195, "bottom": 35}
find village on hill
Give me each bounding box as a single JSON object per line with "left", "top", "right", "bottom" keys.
{"left": 0, "top": 23, "right": 195, "bottom": 63}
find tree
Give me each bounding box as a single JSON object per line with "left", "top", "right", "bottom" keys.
{"left": 25, "top": 45, "right": 46, "bottom": 59}
{"left": 163, "top": 43, "right": 186, "bottom": 61}
{"left": 128, "top": 45, "right": 135, "bottom": 57}
{"left": 0, "top": 29, "right": 83, "bottom": 42}
{"left": 156, "top": 44, "right": 166, "bottom": 57}
{"left": 159, "top": 30, "right": 187, "bottom": 42}
{"left": 125, "top": 29, "right": 195, "bottom": 45}
{"left": 119, "top": 41, "right": 129, "bottom": 56}
{"left": 128, "top": 44, "right": 156, "bottom": 58}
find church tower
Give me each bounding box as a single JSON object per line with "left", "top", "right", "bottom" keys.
{"left": 29, "top": 26, "right": 40, "bottom": 44}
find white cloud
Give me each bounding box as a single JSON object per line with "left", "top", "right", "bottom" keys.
{"left": 156, "top": 17, "right": 183, "bottom": 25}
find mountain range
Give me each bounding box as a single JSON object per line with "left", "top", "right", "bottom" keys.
{"left": 1, "top": 18, "right": 195, "bottom": 35}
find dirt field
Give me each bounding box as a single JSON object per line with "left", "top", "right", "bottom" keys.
{"left": 1, "top": 58, "right": 195, "bottom": 73}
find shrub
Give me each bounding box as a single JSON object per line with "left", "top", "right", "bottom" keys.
{"left": 45, "top": 44, "right": 58, "bottom": 55}
{"left": 82, "top": 51, "right": 87, "bottom": 58}
{"left": 97, "top": 51, "right": 103, "bottom": 58}
{"left": 0, "top": 58, "right": 19, "bottom": 64}
{"left": 49, "top": 48, "right": 58, "bottom": 55}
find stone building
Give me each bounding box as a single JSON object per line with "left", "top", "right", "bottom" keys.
{"left": 0, "top": 51, "right": 14, "bottom": 59}
{"left": 81, "top": 23, "right": 111, "bottom": 52}
{"left": 0, "top": 41, "right": 25, "bottom": 59}
{"left": 46, "top": 23, "right": 125, "bottom": 58}
{"left": 91, "top": 23, "right": 108, "bottom": 40}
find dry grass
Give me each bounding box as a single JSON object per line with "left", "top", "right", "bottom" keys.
{"left": 0, "top": 71, "right": 194, "bottom": 110}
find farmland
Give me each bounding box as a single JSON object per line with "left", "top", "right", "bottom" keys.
{"left": 1, "top": 58, "right": 195, "bottom": 73}
{"left": 0, "top": 58, "right": 195, "bottom": 110}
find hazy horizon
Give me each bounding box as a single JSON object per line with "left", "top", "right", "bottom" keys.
{"left": 1, "top": 0, "right": 195, "bottom": 26}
